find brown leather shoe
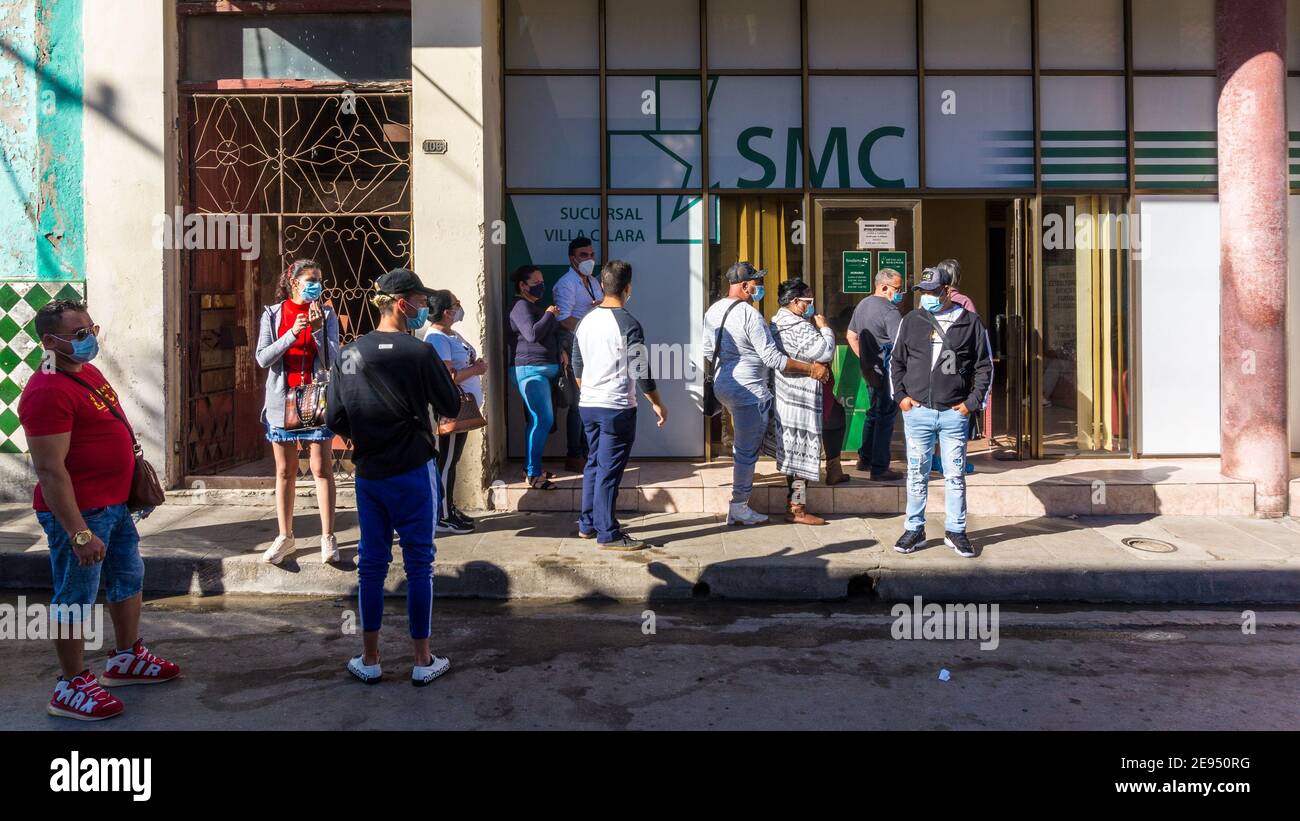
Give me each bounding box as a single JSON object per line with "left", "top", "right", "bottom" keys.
{"left": 785, "top": 503, "right": 827, "bottom": 526}
{"left": 564, "top": 455, "right": 586, "bottom": 473}
{"left": 824, "top": 459, "right": 849, "bottom": 485}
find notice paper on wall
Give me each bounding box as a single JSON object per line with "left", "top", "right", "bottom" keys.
{"left": 856, "top": 218, "right": 896, "bottom": 250}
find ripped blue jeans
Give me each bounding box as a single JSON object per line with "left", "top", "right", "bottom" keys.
{"left": 902, "top": 405, "right": 969, "bottom": 532}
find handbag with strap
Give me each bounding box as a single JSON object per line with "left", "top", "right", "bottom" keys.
{"left": 437, "top": 383, "right": 487, "bottom": 436}
{"left": 279, "top": 305, "right": 331, "bottom": 431}
{"left": 58, "top": 371, "right": 166, "bottom": 512}
{"left": 703, "top": 299, "right": 745, "bottom": 417}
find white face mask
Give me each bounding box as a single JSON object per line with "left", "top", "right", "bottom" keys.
{"left": 578, "top": 259, "right": 596, "bottom": 277}
{"left": 452, "top": 306, "right": 465, "bottom": 323}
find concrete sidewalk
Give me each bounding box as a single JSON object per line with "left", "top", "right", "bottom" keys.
{"left": 1, "top": 503, "right": 1298, "bottom": 603}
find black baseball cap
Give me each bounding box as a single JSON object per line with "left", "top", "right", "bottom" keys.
{"left": 725, "top": 261, "right": 767, "bottom": 284}
{"left": 913, "top": 266, "right": 952, "bottom": 292}
{"left": 374, "top": 267, "right": 437, "bottom": 296}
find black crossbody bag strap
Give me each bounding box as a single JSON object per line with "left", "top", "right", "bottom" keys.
{"left": 58, "top": 371, "right": 141, "bottom": 453}
{"left": 355, "top": 353, "right": 439, "bottom": 455}
{"left": 709, "top": 299, "right": 745, "bottom": 378}
{"left": 919, "top": 308, "right": 953, "bottom": 351}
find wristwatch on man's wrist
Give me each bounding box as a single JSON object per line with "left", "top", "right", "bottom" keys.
{"left": 72, "top": 529, "right": 93, "bottom": 547}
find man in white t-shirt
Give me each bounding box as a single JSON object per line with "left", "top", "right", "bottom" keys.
{"left": 552, "top": 236, "right": 600, "bottom": 472}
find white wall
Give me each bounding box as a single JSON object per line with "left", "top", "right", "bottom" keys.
{"left": 82, "top": 1, "right": 172, "bottom": 476}
{"left": 1135, "top": 196, "right": 1221, "bottom": 455}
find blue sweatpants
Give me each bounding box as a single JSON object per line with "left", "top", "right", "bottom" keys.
{"left": 355, "top": 460, "right": 440, "bottom": 639}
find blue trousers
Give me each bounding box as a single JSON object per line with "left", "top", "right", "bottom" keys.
{"left": 902, "top": 406, "right": 969, "bottom": 532}
{"left": 858, "top": 383, "right": 898, "bottom": 475}
{"left": 578, "top": 406, "right": 637, "bottom": 543}
{"left": 355, "top": 460, "right": 440, "bottom": 639}
{"left": 725, "top": 397, "right": 771, "bottom": 505}
{"left": 513, "top": 364, "right": 559, "bottom": 477}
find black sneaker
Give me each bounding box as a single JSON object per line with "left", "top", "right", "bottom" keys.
{"left": 598, "top": 534, "right": 649, "bottom": 551}
{"left": 435, "top": 518, "right": 472, "bottom": 536}
{"left": 945, "top": 530, "right": 976, "bottom": 558}
{"left": 894, "top": 528, "right": 926, "bottom": 554}
{"left": 449, "top": 507, "right": 475, "bottom": 530}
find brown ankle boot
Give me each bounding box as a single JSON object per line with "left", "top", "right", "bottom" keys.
{"left": 824, "top": 459, "right": 849, "bottom": 485}
{"left": 786, "top": 503, "right": 827, "bottom": 526}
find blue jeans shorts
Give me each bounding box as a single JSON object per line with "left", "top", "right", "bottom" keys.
{"left": 37, "top": 503, "right": 144, "bottom": 620}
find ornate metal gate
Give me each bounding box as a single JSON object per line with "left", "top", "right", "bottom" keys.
{"left": 181, "top": 91, "right": 412, "bottom": 474}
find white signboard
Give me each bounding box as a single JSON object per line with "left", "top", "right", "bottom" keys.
{"left": 856, "top": 218, "right": 896, "bottom": 249}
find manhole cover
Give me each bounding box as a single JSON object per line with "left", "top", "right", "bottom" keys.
{"left": 1121, "top": 537, "right": 1177, "bottom": 553}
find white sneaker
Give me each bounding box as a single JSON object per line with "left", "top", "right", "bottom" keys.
{"left": 261, "top": 534, "right": 296, "bottom": 565}
{"left": 347, "top": 655, "right": 382, "bottom": 684}
{"left": 412, "top": 655, "right": 451, "bottom": 687}
{"left": 320, "top": 533, "right": 340, "bottom": 564}
{"left": 727, "top": 502, "right": 769, "bottom": 526}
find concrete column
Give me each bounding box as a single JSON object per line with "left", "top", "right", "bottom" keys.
{"left": 411, "top": 0, "right": 504, "bottom": 509}
{"left": 1216, "top": 0, "right": 1289, "bottom": 516}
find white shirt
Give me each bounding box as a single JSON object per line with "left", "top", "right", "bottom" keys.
{"left": 553, "top": 266, "right": 601, "bottom": 325}
{"left": 929, "top": 305, "right": 964, "bottom": 369}
{"left": 426, "top": 328, "right": 482, "bottom": 405}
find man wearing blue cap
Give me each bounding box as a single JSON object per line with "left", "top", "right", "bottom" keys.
{"left": 889, "top": 266, "right": 993, "bottom": 558}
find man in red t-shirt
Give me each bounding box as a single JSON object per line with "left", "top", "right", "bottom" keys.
{"left": 19, "top": 299, "right": 180, "bottom": 721}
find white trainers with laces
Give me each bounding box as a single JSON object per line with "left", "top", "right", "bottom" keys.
{"left": 261, "top": 534, "right": 296, "bottom": 564}
{"left": 320, "top": 533, "right": 340, "bottom": 563}
{"left": 412, "top": 655, "right": 451, "bottom": 687}
{"left": 347, "top": 655, "right": 382, "bottom": 684}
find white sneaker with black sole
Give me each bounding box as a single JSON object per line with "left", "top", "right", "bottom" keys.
{"left": 412, "top": 655, "right": 451, "bottom": 687}
{"left": 347, "top": 655, "right": 382, "bottom": 684}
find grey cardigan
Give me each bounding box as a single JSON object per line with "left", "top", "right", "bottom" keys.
{"left": 255, "top": 301, "right": 341, "bottom": 428}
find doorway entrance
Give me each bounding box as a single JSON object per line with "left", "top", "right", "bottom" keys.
{"left": 813, "top": 196, "right": 1034, "bottom": 461}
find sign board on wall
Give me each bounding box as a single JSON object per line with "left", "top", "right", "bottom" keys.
{"left": 856, "top": 218, "right": 896, "bottom": 249}
{"left": 877, "top": 250, "right": 907, "bottom": 281}
{"left": 843, "top": 250, "right": 874, "bottom": 293}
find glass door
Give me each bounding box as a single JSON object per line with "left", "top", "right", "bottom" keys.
{"left": 814, "top": 198, "right": 921, "bottom": 457}
{"left": 991, "top": 198, "right": 1033, "bottom": 459}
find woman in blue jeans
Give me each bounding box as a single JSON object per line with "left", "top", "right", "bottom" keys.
{"left": 508, "top": 265, "right": 564, "bottom": 489}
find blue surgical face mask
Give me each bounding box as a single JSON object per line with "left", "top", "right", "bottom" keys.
{"left": 750, "top": 284, "right": 765, "bottom": 303}
{"left": 301, "top": 280, "right": 322, "bottom": 302}
{"left": 405, "top": 303, "right": 429, "bottom": 330}
{"left": 54, "top": 333, "right": 99, "bottom": 363}
{"left": 890, "top": 290, "right": 905, "bottom": 305}
{"left": 801, "top": 302, "right": 815, "bottom": 319}
{"left": 920, "top": 293, "right": 942, "bottom": 313}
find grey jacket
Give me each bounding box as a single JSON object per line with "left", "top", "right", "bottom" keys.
{"left": 256, "top": 302, "right": 341, "bottom": 428}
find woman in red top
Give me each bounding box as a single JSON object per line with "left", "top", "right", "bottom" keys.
{"left": 254, "top": 259, "right": 341, "bottom": 566}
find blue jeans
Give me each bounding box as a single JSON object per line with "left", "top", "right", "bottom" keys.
{"left": 513, "top": 364, "right": 559, "bottom": 477}
{"left": 579, "top": 406, "right": 637, "bottom": 543}
{"left": 38, "top": 503, "right": 143, "bottom": 621}
{"left": 858, "top": 383, "right": 898, "bottom": 474}
{"left": 355, "top": 461, "right": 439, "bottom": 640}
{"left": 561, "top": 334, "right": 588, "bottom": 458}
{"left": 725, "top": 396, "right": 772, "bottom": 505}
{"left": 902, "top": 406, "right": 969, "bottom": 532}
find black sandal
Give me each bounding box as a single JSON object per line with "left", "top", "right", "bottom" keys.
{"left": 527, "top": 475, "right": 556, "bottom": 490}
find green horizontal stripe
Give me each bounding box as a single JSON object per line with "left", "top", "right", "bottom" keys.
{"left": 1136, "top": 131, "right": 1216, "bottom": 141}
{"left": 1291, "top": 164, "right": 1300, "bottom": 174}
{"left": 1136, "top": 164, "right": 1218, "bottom": 174}
{"left": 1042, "top": 146, "right": 1127, "bottom": 158}
{"left": 1042, "top": 163, "right": 1128, "bottom": 174}
{"left": 1041, "top": 130, "right": 1127, "bottom": 141}
{"left": 1136, "top": 147, "right": 1216, "bottom": 158}
{"left": 1042, "top": 180, "right": 1127, "bottom": 189}
{"left": 1137, "top": 180, "right": 1216, "bottom": 189}
{"left": 1291, "top": 148, "right": 1300, "bottom": 157}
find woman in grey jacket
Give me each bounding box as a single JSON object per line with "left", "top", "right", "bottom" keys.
{"left": 255, "top": 259, "right": 341, "bottom": 565}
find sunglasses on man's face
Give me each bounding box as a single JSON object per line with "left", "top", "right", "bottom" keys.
{"left": 51, "top": 325, "right": 99, "bottom": 342}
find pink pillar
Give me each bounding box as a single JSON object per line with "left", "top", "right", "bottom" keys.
{"left": 1217, "top": 0, "right": 1289, "bottom": 516}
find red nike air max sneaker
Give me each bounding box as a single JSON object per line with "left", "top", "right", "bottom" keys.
{"left": 101, "top": 638, "right": 181, "bottom": 687}
{"left": 48, "top": 671, "right": 124, "bottom": 721}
